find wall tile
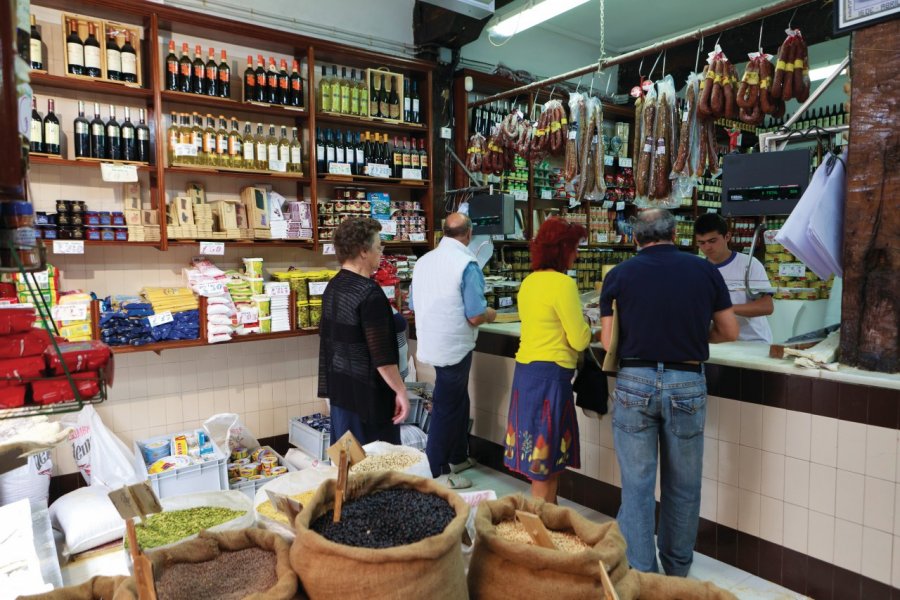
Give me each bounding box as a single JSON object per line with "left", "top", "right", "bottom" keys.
{"left": 895, "top": 483, "right": 900, "bottom": 537}
{"left": 761, "top": 451, "right": 785, "bottom": 500}
{"left": 700, "top": 477, "right": 718, "bottom": 521}
{"left": 703, "top": 438, "right": 719, "bottom": 480}
{"left": 705, "top": 395, "right": 720, "bottom": 440}
{"left": 861, "top": 527, "right": 893, "bottom": 586}
{"left": 737, "top": 489, "right": 761, "bottom": 536}
{"left": 864, "top": 476, "right": 895, "bottom": 533}
{"left": 165, "top": 395, "right": 183, "bottom": 426}
{"left": 807, "top": 510, "right": 836, "bottom": 563}
{"left": 718, "top": 397, "right": 741, "bottom": 444}
{"left": 866, "top": 426, "right": 898, "bottom": 482}
{"left": 784, "top": 410, "right": 811, "bottom": 460}
{"left": 759, "top": 495, "right": 784, "bottom": 544}
{"left": 833, "top": 518, "right": 863, "bottom": 572}
{"left": 738, "top": 446, "right": 762, "bottom": 493}
{"left": 810, "top": 414, "right": 839, "bottom": 467}
{"left": 740, "top": 402, "right": 763, "bottom": 449}
{"left": 761, "top": 406, "right": 786, "bottom": 455}
{"left": 784, "top": 457, "right": 811, "bottom": 508}
{"left": 598, "top": 415, "right": 614, "bottom": 449}
{"left": 717, "top": 482, "right": 739, "bottom": 529}
{"left": 718, "top": 440, "right": 740, "bottom": 487}
{"left": 809, "top": 463, "right": 837, "bottom": 516}
{"left": 835, "top": 469, "right": 865, "bottom": 524}
{"left": 837, "top": 420, "right": 868, "bottom": 474}
{"left": 783, "top": 502, "right": 809, "bottom": 553}
{"left": 258, "top": 408, "right": 274, "bottom": 438}
{"left": 893, "top": 535, "right": 900, "bottom": 589}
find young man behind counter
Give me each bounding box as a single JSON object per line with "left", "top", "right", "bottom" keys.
{"left": 693, "top": 213, "right": 774, "bottom": 343}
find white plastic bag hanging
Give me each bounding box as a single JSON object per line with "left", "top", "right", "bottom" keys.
{"left": 203, "top": 413, "right": 261, "bottom": 455}
{"left": 60, "top": 405, "right": 140, "bottom": 488}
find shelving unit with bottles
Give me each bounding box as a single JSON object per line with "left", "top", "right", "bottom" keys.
{"left": 26, "top": 0, "right": 435, "bottom": 253}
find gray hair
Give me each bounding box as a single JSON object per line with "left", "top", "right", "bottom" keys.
{"left": 631, "top": 209, "right": 676, "bottom": 245}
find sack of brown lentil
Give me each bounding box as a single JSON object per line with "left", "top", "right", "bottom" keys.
{"left": 114, "top": 527, "right": 297, "bottom": 600}
{"left": 467, "top": 494, "right": 641, "bottom": 600}
{"left": 637, "top": 571, "right": 738, "bottom": 599}
{"left": 18, "top": 575, "right": 127, "bottom": 600}
{"left": 291, "top": 471, "right": 470, "bottom": 600}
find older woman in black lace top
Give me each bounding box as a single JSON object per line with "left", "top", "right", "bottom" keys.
{"left": 318, "top": 218, "right": 410, "bottom": 445}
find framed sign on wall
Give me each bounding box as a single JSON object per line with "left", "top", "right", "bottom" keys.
{"left": 835, "top": 0, "right": 900, "bottom": 34}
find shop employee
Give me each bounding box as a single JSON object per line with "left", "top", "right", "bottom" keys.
{"left": 694, "top": 213, "right": 774, "bottom": 343}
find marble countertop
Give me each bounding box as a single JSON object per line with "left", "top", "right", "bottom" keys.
{"left": 478, "top": 323, "right": 900, "bottom": 390}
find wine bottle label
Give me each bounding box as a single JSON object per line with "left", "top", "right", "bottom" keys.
{"left": 369, "top": 100, "right": 378, "bottom": 116}
{"left": 233, "top": 140, "right": 242, "bottom": 157}
{"left": 279, "top": 146, "right": 290, "bottom": 163}
{"left": 380, "top": 101, "right": 389, "bottom": 117}
{"left": 336, "top": 147, "right": 345, "bottom": 163}
{"left": 280, "top": 79, "right": 288, "bottom": 90}
{"left": 291, "top": 147, "right": 301, "bottom": 164}
{"left": 243, "top": 143, "right": 254, "bottom": 161}
{"left": 181, "top": 63, "right": 191, "bottom": 77}
{"left": 75, "top": 121, "right": 89, "bottom": 135}
{"left": 404, "top": 97, "right": 411, "bottom": 112}
{"left": 30, "top": 39, "right": 42, "bottom": 65}
{"left": 122, "top": 52, "right": 136, "bottom": 75}
{"left": 292, "top": 79, "right": 300, "bottom": 91}
{"left": 268, "top": 74, "right": 277, "bottom": 88}
{"left": 67, "top": 43, "right": 84, "bottom": 67}
{"left": 413, "top": 99, "right": 420, "bottom": 112}
{"left": 122, "top": 128, "right": 134, "bottom": 139}
{"left": 30, "top": 119, "right": 42, "bottom": 144}
{"left": 411, "top": 154, "right": 419, "bottom": 168}
{"left": 326, "top": 147, "right": 335, "bottom": 162}
{"left": 138, "top": 128, "right": 149, "bottom": 140}
{"left": 206, "top": 66, "right": 217, "bottom": 80}
{"left": 246, "top": 73, "right": 255, "bottom": 86}
{"left": 107, "top": 125, "right": 120, "bottom": 137}
{"left": 256, "top": 142, "right": 266, "bottom": 158}
{"left": 355, "top": 149, "right": 364, "bottom": 164}
{"left": 420, "top": 155, "right": 427, "bottom": 169}
{"left": 268, "top": 144, "right": 278, "bottom": 163}
{"left": 219, "top": 70, "right": 229, "bottom": 83}
{"left": 84, "top": 45, "right": 101, "bottom": 69}
{"left": 167, "top": 59, "right": 177, "bottom": 74}
{"left": 217, "top": 134, "right": 227, "bottom": 153}
{"left": 92, "top": 123, "right": 104, "bottom": 136}
{"left": 316, "top": 145, "right": 325, "bottom": 160}
{"left": 107, "top": 49, "right": 121, "bottom": 72}
{"left": 203, "top": 133, "right": 215, "bottom": 152}
{"left": 390, "top": 105, "right": 400, "bottom": 119}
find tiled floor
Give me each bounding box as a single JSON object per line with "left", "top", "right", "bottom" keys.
{"left": 464, "top": 464, "right": 812, "bottom": 600}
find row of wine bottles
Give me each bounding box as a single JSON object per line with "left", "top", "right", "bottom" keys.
{"left": 30, "top": 98, "right": 150, "bottom": 162}
{"left": 314, "top": 128, "right": 428, "bottom": 179}
{"left": 61, "top": 18, "right": 138, "bottom": 82}
{"left": 167, "top": 113, "right": 304, "bottom": 173}
{"left": 164, "top": 42, "right": 232, "bottom": 99}
{"left": 317, "top": 66, "right": 421, "bottom": 123}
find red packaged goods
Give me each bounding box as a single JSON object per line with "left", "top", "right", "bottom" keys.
{"left": 0, "top": 305, "right": 36, "bottom": 334}
{"left": 0, "top": 385, "right": 26, "bottom": 408}
{"left": 0, "top": 356, "right": 45, "bottom": 387}
{"left": 31, "top": 371, "right": 101, "bottom": 405}
{"left": 0, "top": 328, "right": 53, "bottom": 359}
{"left": 45, "top": 341, "right": 112, "bottom": 375}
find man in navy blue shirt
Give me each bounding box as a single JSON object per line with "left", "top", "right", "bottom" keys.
{"left": 600, "top": 209, "right": 738, "bottom": 577}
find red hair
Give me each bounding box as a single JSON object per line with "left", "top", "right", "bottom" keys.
{"left": 530, "top": 217, "right": 587, "bottom": 272}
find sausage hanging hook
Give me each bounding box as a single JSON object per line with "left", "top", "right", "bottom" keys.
{"left": 695, "top": 36, "right": 704, "bottom": 73}
{"left": 648, "top": 50, "right": 663, "bottom": 81}
{"left": 662, "top": 49, "right": 667, "bottom": 77}
{"left": 758, "top": 16, "right": 766, "bottom": 54}
{"left": 787, "top": 7, "right": 799, "bottom": 30}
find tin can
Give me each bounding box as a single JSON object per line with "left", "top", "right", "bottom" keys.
{"left": 229, "top": 477, "right": 247, "bottom": 485}
{"left": 231, "top": 447, "right": 250, "bottom": 461}
{"left": 269, "top": 466, "right": 288, "bottom": 477}
{"left": 227, "top": 463, "right": 242, "bottom": 478}
{"left": 240, "top": 463, "right": 260, "bottom": 478}
{"left": 251, "top": 447, "right": 274, "bottom": 463}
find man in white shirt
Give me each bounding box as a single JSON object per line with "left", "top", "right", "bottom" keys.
{"left": 694, "top": 214, "right": 774, "bottom": 343}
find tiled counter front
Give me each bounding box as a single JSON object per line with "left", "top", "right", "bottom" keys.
{"left": 449, "top": 330, "right": 900, "bottom": 600}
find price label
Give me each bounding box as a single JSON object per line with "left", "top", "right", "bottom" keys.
{"left": 100, "top": 163, "right": 138, "bottom": 183}
{"left": 148, "top": 311, "right": 174, "bottom": 328}
{"left": 499, "top": 297, "right": 513, "bottom": 308}
{"left": 566, "top": 269, "right": 576, "bottom": 277}
{"left": 381, "top": 285, "right": 396, "bottom": 300}
{"left": 308, "top": 281, "right": 329, "bottom": 296}
{"left": 268, "top": 159, "right": 287, "bottom": 173}
{"left": 602, "top": 200, "right": 614, "bottom": 209}
{"left": 616, "top": 201, "right": 626, "bottom": 211}
{"left": 619, "top": 157, "right": 633, "bottom": 168}
{"left": 51, "top": 303, "right": 88, "bottom": 322}
{"left": 409, "top": 232, "right": 426, "bottom": 242}
{"left": 512, "top": 189, "right": 528, "bottom": 201}
{"left": 597, "top": 233, "right": 609, "bottom": 243}
{"left": 540, "top": 189, "right": 553, "bottom": 200}
{"left": 32, "top": 272, "right": 49, "bottom": 286}
{"left": 707, "top": 208, "right": 718, "bottom": 213}
{"left": 604, "top": 155, "right": 615, "bottom": 166}
{"left": 238, "top": 308, "right": 259, "bottom": 324}
{"left": 779, "top": 263, "right": 807, "bottom": 277}
{"left": 52, "top": 240, "right": 84, "bottom": 254}
{"left": 378, "top": 219, "right": 397, "bottom": 235}
{"left": 401, "top": 168, "right": 422, "bottom": 180}
{"left": 484, "top": 285, "right": 494, "bottom": 294}
{"left": 265, "top": 282, "right": 291, "bottom": 297}
{"left": 491, "top": 234, "right": 505, "bottom": 241}
{"left": 366, "top": 163, "right": 391, "bottom": 178}
{"left": 173, "top": 143, "right": 198, "bottom": 157}
{"left": 199, "top": 241, "right": 225, "bottom": 256}
{"left": 194, "top": 281, "right": 225, "bottom": 296}
{"left": 328, "top": 162, "right": 352, "bottom": 175}
{"left": 322, "top": 243, "right": 336, "bottom": 255}
{"left": 680, "top": 238, "right": 691, "bottom": 246}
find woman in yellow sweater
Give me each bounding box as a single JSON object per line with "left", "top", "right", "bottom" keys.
{"left": 504, "top": 218, "right": 592, "bottom": 503}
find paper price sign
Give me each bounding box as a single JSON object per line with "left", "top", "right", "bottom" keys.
{"left": 680, "top": 238, "right": 691, "bottom": 246}
{"left": 619, "top": 157, "right": 633, "bottom": 168}
{"left": 173, "top": 143, "right": 198, "bottom": 157}
{"left": 499, "top": 297, "right": 513, "bottom": 308}
{"left": 409, "top": 233, "right": 426, "bottom": 242}
{"left": 707, "top": 208, "right": 718, "bottom": 213}
{"left": 603, "top": 155, "right": 615, "bottom": 166}
{"left": 378, "top": 219, "right": 397, "bottom": 235}
{"left": 195, "top": 281, "right": 225, "bottom": 296}
{"left": 328, "top": 162, "right": 352, "bottom": 176}
{"left": 381, "top": 285, "right": 396, "bottom": 300}
{"left": 238, "top": 308, "right": 259, "bottom": 324}
{"left": 779, "top": 263, "right": 807, "bottom": 277}
{"left": 52, "top": 240, "right": 84, "bottom": 254}
{"left": 602, "top": 200, "right": 614, "bottom": 209}
{"left": 540, "top": 189, "right": 553, "bottom": 200}
{"left": 199, "top": 241, "right": 225, "bottom": 256}
{"left": 366, "top": 163, "right": 391, "bottom": 178}
{"left": 512, "top": 190, "right": 528, "bottom": 201}
{"left": 268, "top": 159, "right": 287, "bottom": 173}
{"left": 266, "top": 282, "right": 291, "bottom": 297}
{"left": 596, "top": 233, "right": 609, "bottom": 243}
{"left": 322, "top": 243, "right": 336, "bottom": 255}
{"left": 616, "top": 201, "right": 626, "bottom": 211}
{"left": 100, "top": 163, "right": 138, "bottom": 183}
{"left": 401, "top": 168, "right": 422, "bottom": 180}
{"left": 308, "top": 281, "right": 329, "bottom": 296}
{"left": 51, "top": 303, "right": 88, "bottom": 322}
{"left": 32, "top": 272, "right": 49, "bottom": 286}
{"left": 147, "top": 311, "right": 174, "bottom": 327}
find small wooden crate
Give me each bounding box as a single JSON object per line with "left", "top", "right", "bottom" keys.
{"left": 103, "top": 20, "right": 144, "bottom": 87}
{"left": 365, "top": 67, "right": 405, "bottom": 123}
{"left": 61, "top": 13, "right": 106, "bottom": 81}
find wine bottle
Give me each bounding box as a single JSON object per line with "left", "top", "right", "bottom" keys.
{"left": 218, "top": 50, "right": 230, "bottom": 98}
{"left": 121, "top": 106, "right": 136, "bottom": 161}
{"left": 30, "top": 15, "right": 43, "bottom": 71}
{"left": 369, "top": 74, "right": 379, "bottom": 118}
{"left": 379, "top": 75, "right": 391, "bottom": 119}
{"left": 403, "top": 79, "right": 411, "bottom": 122}
{"left": 105, "top": 31, "right": 122, "bottom": 81}
{"left": 408, "top": 137, "right": 420, "bottom": 171}
{"left": 255, "top": 55, "right": 266, "bottom": 102}
{"left": 330, "top": 65, "right": 341, "bottom": 115}
{"left": 289, "top": 127, "right": 302, "bottom": 174}
{"left": 383, "top": 135, "right": 391, "bottom": 166}
{"left": 401, "top": 136, "right": 412, "bottom": 174}
{"left": 106, "top": 105, "right": 122, "bottom": 160}
{"left": 202, "top": 114, "right": 216, "bottom": 166}
{"left": 278, "top": 59, "right": 290, "bottom": 105}
{"left": 191, "top": 44, "right": 204, "bottom": 94}
{"left": 388, "top": 77, "right": 401, "bottom": 120}
{"left": 178, "top": 43, "right": 192, "bottom": 93}
{"left": 289, "top": 60, "right": 303, "bottom": 108}
{"left": 120, "top": 31, "right": 137, "bottom": 83}
{"left": 89, "top": 102, "right": 105, "bottom": 158}
{"left": 136, "top": 108, "right": 150, "bottom": 163}
{"left": 325, "top": 129, "right": 336, "bottom": 170}
{"left": 216, "top": 116, "right": 228, "bottom": 166}
{"left": 30, "top": 97, "right": 43, "bottom": 153}
{"left": 349, "top": 69, "right": 360, "bottom": 115}
{"left": 266, "top": 58, "right": 279, "bottom": 104}
{"left": 354, "top": 132, "right": 365, "bottom": 174}
{"left": 165, "top": 40, "right": 178, "bottom": 90}
{"left": 255, "top": 123, "right": 267, "bottom": 170}
{"left": 411, "top": 80, "right": 420, "bottom": 124}
{"left": 228, "top": 119, "right": 242, "bottom": 169}
{"left": 191, "top": 112, "right": 203, "bottom": 162}
{"left": 346, "top": 131, "right": 358, "bottom": 175}
{"left": 319, "top": 65, "right": 332, "bottom": 112}
{"left": 339, "top": 130, "right": 351, "bottom": 165}
{"left": 278, "top": 125, "right": 290, "bottom": 167}
{"left": 242, "top": 122, "right": 255, "bottom": 168}
{"left": 358, "top": 72, "right": 368, "bottom": 117}
{"left": 243, "top": 56, "right": 255, "bottom": 100}
{"left": 315, "top": 127, "right": 325, "bottom": 173}
{"left": 392, "top": 136, "right": 402, "bottom": 178}
{"left": 174, "top": 113, "right": 190, "bottom": 165}
{"left": 73, "top": 101, "right": 90, "bottom": 158}
{"left": 419, "top": 138, "right": 428, "bottom": 179}
{"left": 83, "top": 23, "right": 101, "bottom": 78}
{"left": 205, "top": 47, "right": 218, "bottom": 96}
{"left": 66, "top": 19, "right": 84, "bottom": 75}
{"left": 340, "top": 67, "right": 351, "bottom": 114}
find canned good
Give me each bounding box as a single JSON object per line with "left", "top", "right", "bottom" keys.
{"left": 247, "top": 475, "right": 264, "bottom": 481}
{"left": 260, "top": 455, "right": 278, "bottom": 471}
{"left": 229, "top": 476, "right": 247, "bottom": 485}
{"left": 231, "top": 447, "right": 249, "bottom": 461}
{"left": 240, "top": 463, "right": 260, "bottom": 478}
{"left": 234, "top": 457, "right": 250, "bottom": 466}
{"left": 251, "top": 447, "right": 274, "bottom": 463}
{"left": 227, "top": 463, "right": 241, "bottom": 478}
{"left": 270, "top": 466, "right": 288, "bottom": 477}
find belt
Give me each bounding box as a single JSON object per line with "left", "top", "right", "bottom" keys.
{"left": 619, "top": 359, "right": 703, "bottom": 373}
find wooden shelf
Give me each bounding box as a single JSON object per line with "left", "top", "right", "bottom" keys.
{"left": 30, "top": 154, "right": 153, "bottom": 171}
{"left": 317, "top": 175, "right": 429, "bottom": 189}
{"left": 161, "top": 90, "right": 308, "bottom": 119}
{"left": 315, "top": 112, "right": 427, "bottom": 134}
{"left": 167, "top": 239, "right": 313, "bottom": 248}
{"left": 30, "top": 71, "right": 152, "bottom": 99}
{"left": 109, "top": 328, "right": 318, "bottom": 354}
{"left": 166, "top": 165, "right": 310, "bottom": 182}
{"left": 43, "top": 239, "right": 161, "bottom": 248}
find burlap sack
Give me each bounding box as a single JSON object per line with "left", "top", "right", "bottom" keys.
{"left": 290, "top": 471, "right": 470, "bottom": 600}
{"left": 468, "top": 493, "right": 641, "bottom": 600}
{"left": 17, "top": 575, "right": 127, "bottom": 600}
{"left": 114, "top": 527, "right": 297, "bottom": 600}
{"left": 637, "top": 571, "right": 738, "bottom": 599}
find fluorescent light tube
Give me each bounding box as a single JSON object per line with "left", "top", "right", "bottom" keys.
{"left": 489, "top": 0, "right": 590, "bottom": 37}
{"left": 809, "top": 64, "right": 847, "bottom": 81}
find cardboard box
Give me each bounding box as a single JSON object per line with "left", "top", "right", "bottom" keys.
{"left": 173, "top": 196, "right": 194, "bottom": 226}
{"left": 210, "top": 199, "right": 239, "bottom": 230}
{"left": 124, "top": 209, "right": 142, "bottom": 225}
{"left": 123, "top": 183, "right": 141, "bottom": 208}
{"left": 187, "top": 182, "right": 206, "bottom": 205}
{"left": 240, "top": 186, "right": 269, "bottom": 230}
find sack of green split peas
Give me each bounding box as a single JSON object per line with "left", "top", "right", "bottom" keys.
{"left": 291, "top": 471, "right": 470, "bottom": 600}
{"left": 467, "top": 493, "right": 640, "bottom": 600}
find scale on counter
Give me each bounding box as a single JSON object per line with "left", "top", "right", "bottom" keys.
{"left": 721, "top": 148, "right": 811, "bottom": 216}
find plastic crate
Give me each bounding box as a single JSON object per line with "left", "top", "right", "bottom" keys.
{"left": 403, "top": 395, "right": 422, "bottom": 425}
{"left": 134, "top": 432, "right": 228, "bottom": 499}
{"left": 228, "top": 446, "right": 295, "bottom": 500}
{"left": 288, "top": 417, "right": 329, "bottom": 462}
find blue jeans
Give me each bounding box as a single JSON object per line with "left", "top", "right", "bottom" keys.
{"left": 330, "top": 404, "right": 400, "bottom": 446}
{"left": 426, "top": 351, "right": 472, "bottom": 477}
{"left": 612, "top": 365, "right": 706, "bottom": 576}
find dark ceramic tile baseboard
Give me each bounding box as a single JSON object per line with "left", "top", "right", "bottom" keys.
{"left": 470, "top": 331, "right": 900, "bottom": 430}
{"left": 468, "top": 435, "right": 898, "bottom": 599}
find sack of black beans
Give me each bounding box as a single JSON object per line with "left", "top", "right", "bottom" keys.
{"left": 17, "top": 575, "right": 127, "bottom": 600}
{"left": 468, "top": 494, "right": 640, "bottom": 600}
{"left": 291, "top": 471, "right": 470, "bottom": 600}
{"left": 115, "top": 528, "right": 298, "bottom": 600}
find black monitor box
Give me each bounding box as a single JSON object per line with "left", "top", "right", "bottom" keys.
{"left": 721, "top": 148, "right": 811, "bottom": 217}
